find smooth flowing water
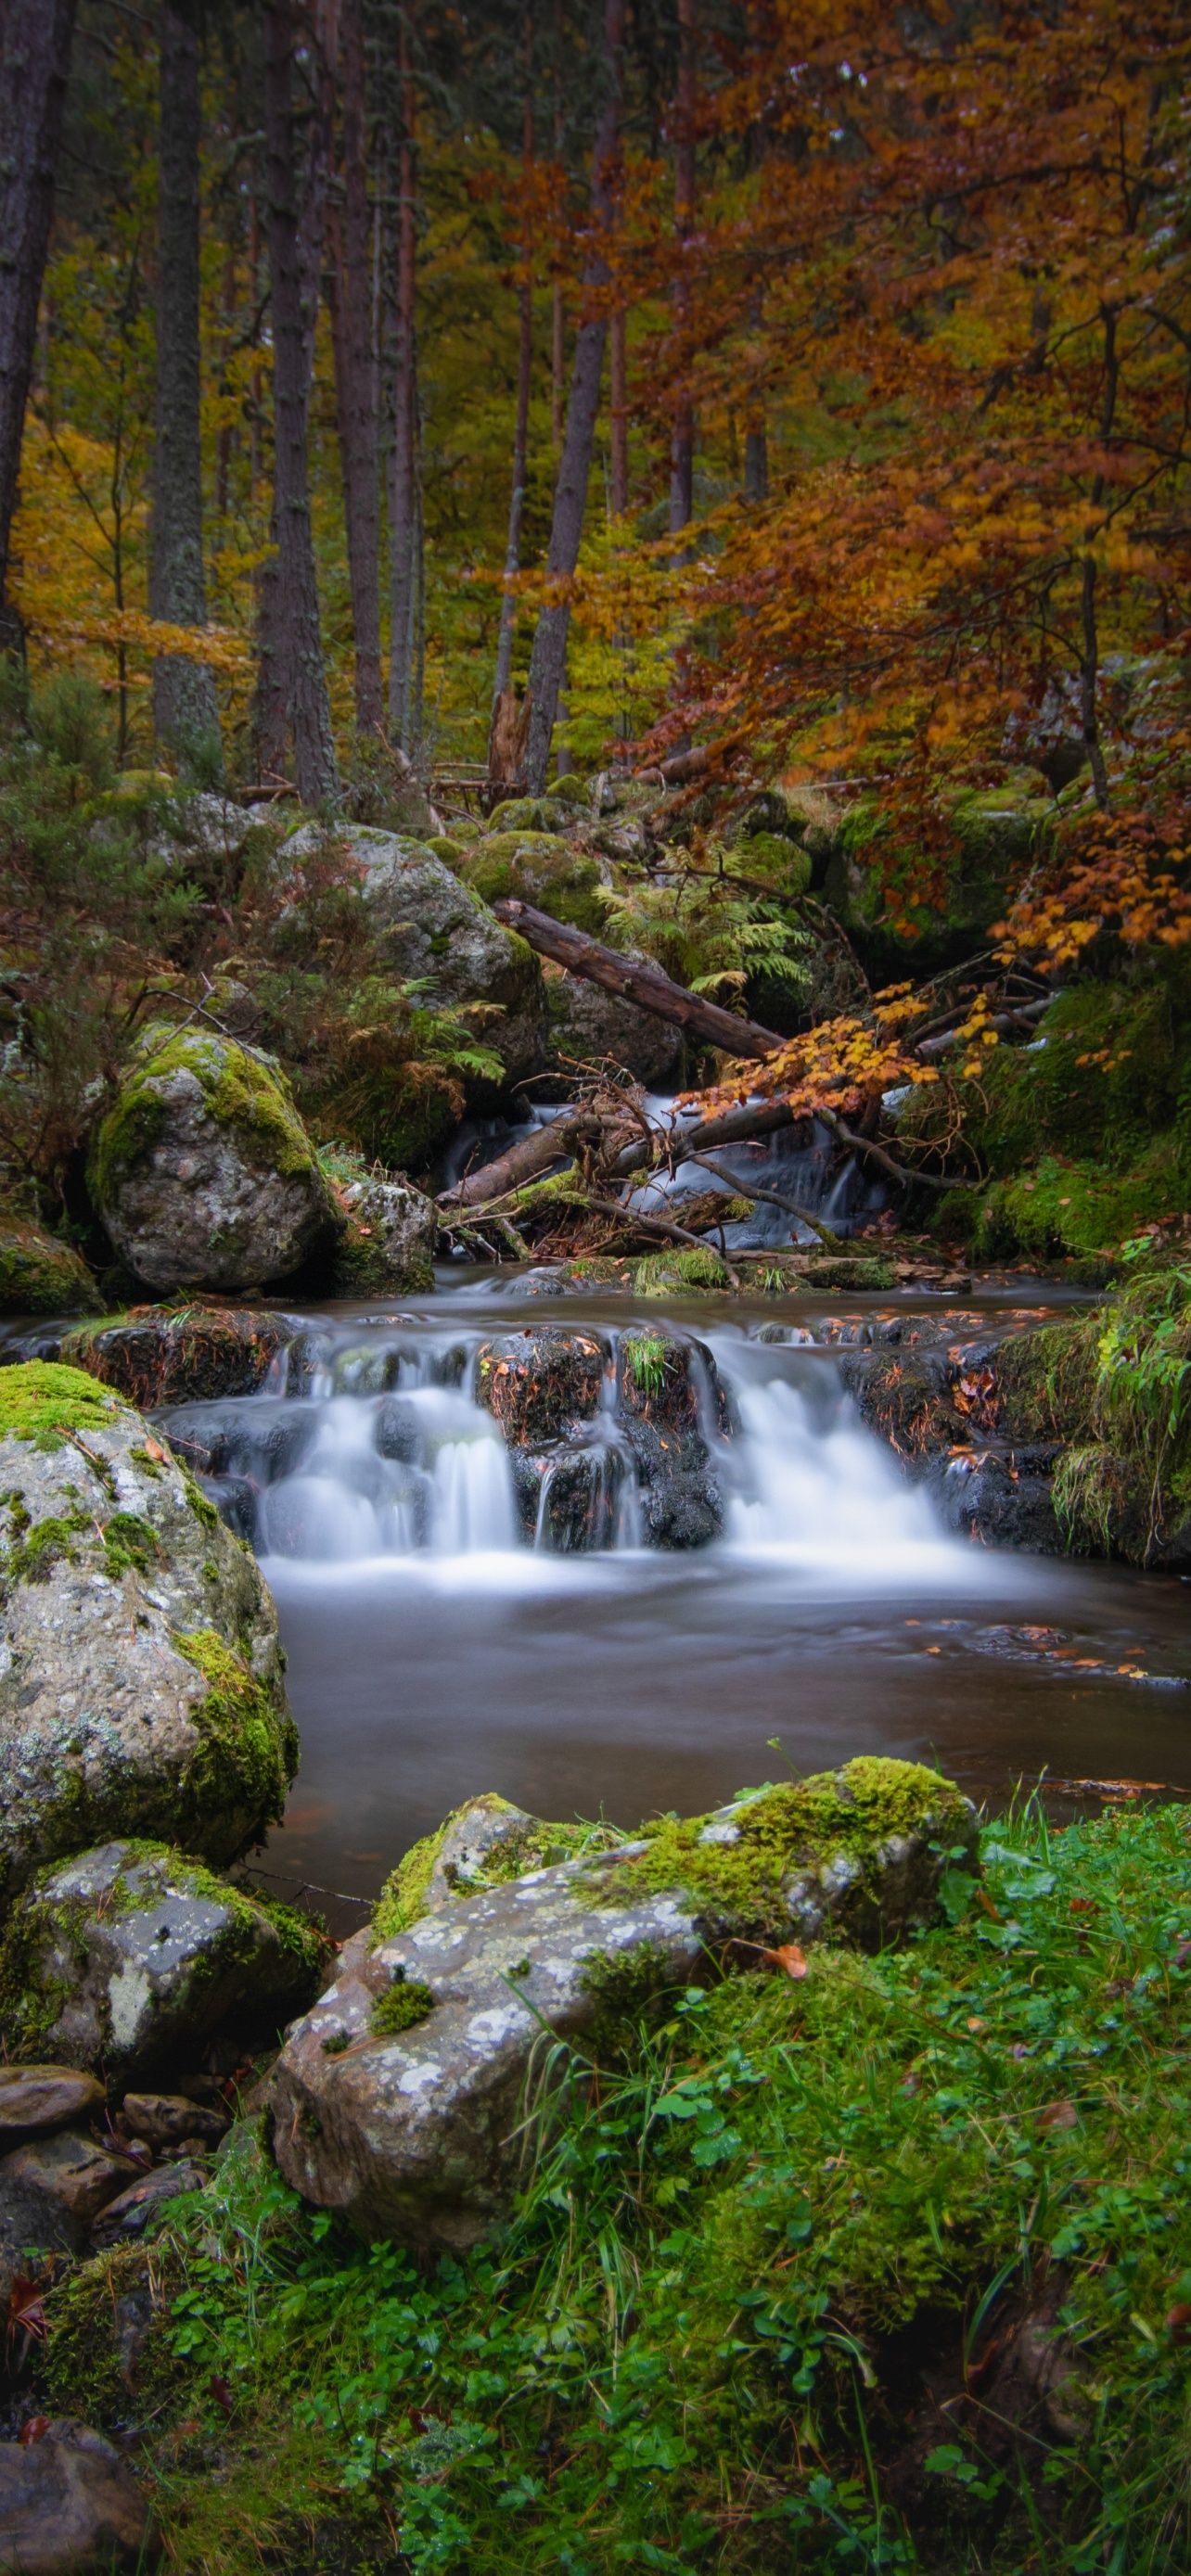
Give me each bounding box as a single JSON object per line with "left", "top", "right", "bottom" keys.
{"left": 157, "top": 1276, "right": 1191, "bottom": 1917}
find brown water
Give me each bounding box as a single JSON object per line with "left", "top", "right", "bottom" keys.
{"left": 159, "top": 1273, "right": 1191, "bottom": 1923}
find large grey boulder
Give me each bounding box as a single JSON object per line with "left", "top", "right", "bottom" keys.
{"left": 0, "top": 1363, "right": 297, "bottom": 1915}
{"left": 88, "top": 1021, "right": 338, "bottom": 1292}
{"left": 0, "top": 1842, "right": 326, "bottom": 2081}
{"left": 544, "top": 954, "right": 685, "bottom": 1090}
{"left": 0, "top": 2419, "right": 155, "bottom": 2572}
{"left": 281, "top": 824, "right": 547, "bottom": 1084}
{"left": 271, "top": 1761, "right": 977, "bottom": 2253}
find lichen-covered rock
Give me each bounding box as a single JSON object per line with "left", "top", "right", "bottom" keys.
{"left": 373, "top": 1794, "right": 607, "bottom": 1941}
{"left": 271, "top": 1760, "right": 977, "bottom": 2252}
{"left": 89, "top": 1023, "right": 337, "bottom": 1292}
{"left": 544, "top": 954, "right": 685, "bottom": 1089}
{"left": 0, "top": 1362, "right": 298, "bottom": 1912}
{"left": 0, "top": 2418, "right": 156, "bottom": 2573}
{"left": 463, "top": 830, "right": 606, "bottom": 935}
{"left": 281, "top": 824, "right": 547, "bottom": 1085}
{"left": 59, "top": 1307, "right": 301, "bottom": 1406}
{"left": 329, "top": 1175, "right": 436, "bottom": 1295}
{"left": 0, "top": 1218, "right": 103, "bottom": 1319}
{"left": 0, "top": 1841, "right": 326, "bottom": 2079}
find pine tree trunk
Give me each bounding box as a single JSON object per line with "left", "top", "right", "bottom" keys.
{"left": 261, "top": 0, "right": 339, "bottom": 806}
{"left": 492, "top": 9, "right": 535, "bottom": 720}
{"left": 328, "top": 0, "right": 383, "bottom": 737}
{"left": 519, "top": 0, "right": 624, "bottom": 794}
{"left": 667, "top": 0, "right": 696, "bottom": 536}
{"left": 609, "top": 305, "right": 629, "bottom": 515}
{"left": 151, "top": 0, "right": 222, "bottom": 772}
{"left": 388, "top": 10, "right": 417, "bottom": 751}
{"left": 0, "top": 0, "right": 77, "bottom": 649}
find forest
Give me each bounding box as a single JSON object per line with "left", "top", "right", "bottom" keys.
{"left": 1, "top": 2, "right": 1191, "bottom": 2571}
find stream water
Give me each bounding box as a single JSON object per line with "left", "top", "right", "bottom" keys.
{"left": 157, "top": 1274, "right": 1191, "bottom": 1919}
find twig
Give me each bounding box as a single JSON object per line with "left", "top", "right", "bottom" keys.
{"left": 686, "top": 1152, "right": 839, "bottom": 1245}
{"left": 817, "top": 1107, "right": 971, "bottom": 1193}
{"left": 585, "top": 1194, "right": 742, "bottom": 1290}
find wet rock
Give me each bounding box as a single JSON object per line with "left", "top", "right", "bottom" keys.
{"left": 0, "top": 2069, "right": 106, "bottom": 2146}
{"left": 0, "top": 2417, "right": 155, "bottom": 2572}
{"left": 59, "top": 1307, "right": 301, "bottom": 1407}
{"left": 544, "top": 953, "right": 685, "bottom": 1089}
{"left": 619, "top": 1330, "right": 728, "bottom": 1548}
{"left": 622, "top": 1420, "right": 724, "bottom": 1549}
{"left": 159, "top": 1395, "right": 318, "bottom": 1488}
{"left": 531, "top": 1438, "right": 633, "bottom": 1550}
{"left": 840, "top": 1347, "right": 967, "bottom": 1459}
{"left": 329, "top": 1176, "right": 435, "bottom": 1296}
{"left": 90, "top": 2161, "right": 206, "bottom": 2248}
{"left": 464, "top": 830, "right": 606, "bottom": 935}
{"left": 282, "top": 825, "right": 547, "bottom": 1086}
{"left": 0, "top": 1364, "right": 296, "bottom": 1911}
{"left": 0, "top": 1218, "right": 103, "bottom": 1320}
{"left": 0, "top": 1842, "right": 326, "bottom": 2080}
{"left": 476, "top": 1327, "right": 608, "bottom": 1446}
{"left": 271, "top": 1760, "right": 976, "bottom": 2254}
{"left": 120, "top": 2093, "right": 227, "bottom": 2152}
{"left": 928, "top": 1446, "right": 1065, "bottom": 1553}
{"left": 0, "top": 2131, "right": 130, "bottom": 2263}
{"left": 88, "top": 1021, "right": 338, "bottom": 1293}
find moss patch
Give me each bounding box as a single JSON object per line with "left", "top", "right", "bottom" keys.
{"left": 0, "top": 1358, "right": 129, "bottom": 1451}
{"left": 0, "top": 1219, "right": 103, "bottom": 1318}
{"left": 581, "top": 1757, "right": 972, "bottom": 1931}
{"left": 464, "top": 831, "right": 605, "bottom": 936}
{"left": 175, "top": 1629, "right": 298, "bottom": 1835}
{"left": 631, "top": 1247, "right": 728, "bottom": 1295}
{"left": 373, "top": 1799, "right": 604, "bottom": 1945}
{"left": 371, "top": 1974, "right": 436, "bottom": 2037}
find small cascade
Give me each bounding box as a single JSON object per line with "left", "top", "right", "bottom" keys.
{"left": 160, "top": 1303, "right": 957, "bottom": 1579}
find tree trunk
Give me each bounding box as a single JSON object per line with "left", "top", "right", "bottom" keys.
{"left": 492, "top": 6, "right": 535, "bottom": 721}
{"left": 261, "top": 0, "right": 339, "bottom": 805}
{"left": 151, "top": 0, "right": 222, "bottom": 772}
{"left": 667, "top": 0, "right": 696, "bottom": 536}
{"left": 388, "top": 10, "right": 417, "bottom": 752}
{"left": 0, "top": 0, "right": 77, "bottom": 649}
{"left": 609, "top": 304, "right": 629, "bottom": 514}
{"left": 492, "top": 897, "right": 782, "bottom": 1055}
{"left": 519, "top": 0, "right": 624, "bottom": 793}
{"left": 328, "top": 0, "right": 383, "bottom": 737}
{"left": 1080, "top": 301, "right": 1118, "bottom": 813}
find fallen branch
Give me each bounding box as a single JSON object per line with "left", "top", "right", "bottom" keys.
{"left": 686, "top": 1153, "right": 838, "bottom": 1246}
{"left": 915, "top": 996, "right": 1049, "bottom": 1061}
{"left": 439, "top": 1116, "right": 585, "bottom": 1210}
{"left": 817, "top": 1107, "right": 971, "bottom": 1193}
{"left": 490, "top": 899, "right": 783, "bottom": 1059}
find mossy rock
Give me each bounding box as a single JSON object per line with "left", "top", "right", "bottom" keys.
{"left": 88, "top": 1021, "right": 337, "bottom": 1294}
{"left": 974, "top": 1151, "right": 1185, "bottom": 1261}
{"left": 0, "top": 1362, "right": 297, "bottom": 1912}
{"left": 0, "top": 1838, "right": 327, "bottom": 2078}
{"left": 631, "top": 1247, "right": 729, "bottom": 1296}
{"left": 0, "top": 1218, "right": 104, "bottom": 1319}
{"left": 59, "top": 1307, "right": 300, "bottom": 1406}
{"left": 804, "top": 1255, "right": 896, "bottom": 1291}
{"left": 944, "top": 977, "right": 1191, "bottom": 1182}
{"left": 373, "top": 1794, "right": 610, "bottom": 1944}
{"left": 463, "top": 831, "right": 605, "bottom": 936}
{"left": 424, "top": 835, "right": 463, "bottom": 865}
{"left": 486, "top": 792, "right": 587, "bottom": 832}
{"left": 733, "top": 831, "right": 812, "bottom": 894}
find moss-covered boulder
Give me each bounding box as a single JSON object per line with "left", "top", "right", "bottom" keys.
{"left": 89, "top": 1023, "right": 338, "bottom": 1293}
{"left": 270, "top": 1760, "right": 977, "bottom": 2252}
{"left": 329, "top": 1176, "right": 435, "bottom": 1296}
{"left": 463, "top": 829, "right": 605, "bottom": 936}
{"left": 544, "top": 952, "right": 685, "bottom": 1088}
{"left": 281, "top": 823, "right": 547, "bottom": 1086}
{"left": 487, "top": 791, "right": 588, "bottom": 832}
{"left": 0, "top": 1840, "right": 327, "bottom": 2081}
{"left": 0, "top": 1218, "right": 103, "bottom": 1319}
{"left": 0, "top": 1362, "right": 298, "bottom": 1914}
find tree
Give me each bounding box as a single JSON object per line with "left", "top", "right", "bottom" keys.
{"left": 327, "top": 0, "right": 384, "bottom": 738}
{"left": 150, "top": 0, "right": 223, "bottom": 772}
{"left": 667, "top": 0, "right": 696, "bottom": 537}
{"left": 387, "top": 5, "right": 419, "bottom": 753}
{"left": 491, "top": 2, "right": 536, "bottom": 736}
{"left": 260, "top": 0, "right": 339, "bottom": 805}
{"left": 0, "top": 0, "right": 77, "bottom": 651}
{"left": 518, "top": 0, "right": 625, "bottom": 793}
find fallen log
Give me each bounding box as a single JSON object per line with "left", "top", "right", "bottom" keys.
{"left": 439, "top": 1116, "right": 589, "bottom": 1210}
{"left": 490, "top": 899, "right": 783, "bottom": 1060}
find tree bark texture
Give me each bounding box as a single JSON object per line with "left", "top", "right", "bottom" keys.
{"left": 328, "top": 0, "right": 384, "bottom": 736}
{"left": 492, "top": 7, "right": 535, "bottom": 720}
{"left": 519, "top": 0, "right": 624, "bottom": 793}
{"left": 609, "top": 304, "right": 629, "bottom": 514}
{"left": 667, "top": 0, "right": 696, "bottom": 536}
{"left": 0, "top": 0, "right": 77, "bottom": 646}
{"left": 261, "top": 0, "right": 339, "bottom": 805}
{"left": 491, "top": 898, "right": 782, "bottom": 1056}
{"left": 151, "top": 0, "right": 222, "bottom": 768}
{"left": 388, "top": 9, "right": 417, "bottom": 750}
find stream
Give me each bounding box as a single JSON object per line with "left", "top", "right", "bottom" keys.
{"left": 156, "top": 1272, "right": 1191, "bottom": 1921}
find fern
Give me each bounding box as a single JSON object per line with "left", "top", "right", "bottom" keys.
{"left": 597, "top": 874, "right": 810, "bottom": 1004}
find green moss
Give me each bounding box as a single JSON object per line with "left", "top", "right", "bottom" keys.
{"left": 631, "top": 1246, "right": 728, "bottom": 1295}
{"left": 0, "top": 1219, "right": 103, "bottom": 1317}
{"left": 996, "top": 1265, "right": 1191, "bottom": 1562}
{"left": 464, "top": 831, "right": 605, "bottom": 936}
{"left": 371, "top": 1974, "right": 435, "bottom": 2036}
{"left": 734, "top": 831, "right": 812, "bottom": 894}
{"left": 175, "top": 1629, "right": 298, "bottom": 1835}
{"left": 41, "top": 2241, "right": 185, "bottom": 2429}
{"left": 0, "top": 1358, "right": 129, "bottom": 1451}
{"left": 804, "top": 1255, "right": 896, "bottom": 1291}
{"left": 100, "top": 1510, "right": 161, "bottom": 1577}
{"left": 974, "top": 1148, "right": 1185, "bottom": 1261}
{"left": 3, "top": 1507, "right": 88, "bottom": 1582}
{"left": 330, "top": 1218, "right": 434, "bottom": 1298}
{"left": 88, "top": 1021, "right": 321, "bottom": 1210}
{"left": 425, "top": 835, "right": 463, "bottom": 865}
{"left": 580, "top": 1757, "right": 971, "bottom": 1930}
{"left": 373, "top": 1798, "right": 603, "bottom": 1945}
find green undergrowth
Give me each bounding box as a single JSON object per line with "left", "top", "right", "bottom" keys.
{"left": 64, "top": 1802, "right": 1191, "bottom": 2573}
{"left": 997, "top": 1259, "right": 1191, "bottom": 1560}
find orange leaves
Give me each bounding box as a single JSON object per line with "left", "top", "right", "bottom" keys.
{"left": 690, "top": 983, "right": 941, "bottom": 1126}
{"left": 993, "top": 811, "right": 1191, "bottom": 971}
